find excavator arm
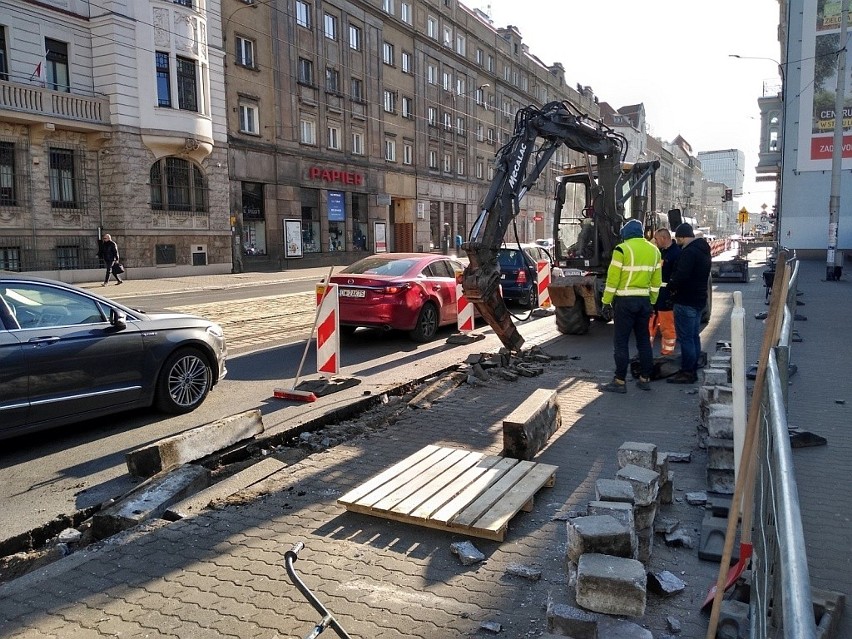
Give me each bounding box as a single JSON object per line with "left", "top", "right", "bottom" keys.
{"left": 462, "top": 101, "right": 627, "bottom": 350}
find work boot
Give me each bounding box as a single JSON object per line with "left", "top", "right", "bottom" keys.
{"left": 600, "top": 378, "right": 627, "bottom": 394}
{"left": 667, "top": 371, "right": 697, "bottom": 384}
{"left": 636, "top": 377, "right": 652, "bottom": 391}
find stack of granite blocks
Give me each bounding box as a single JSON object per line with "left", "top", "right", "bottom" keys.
{"left": 563, "top": 441, "right": 670, "bottom": 620}
{"left": 700, "top": 353, "right": 736, "bottom": 495}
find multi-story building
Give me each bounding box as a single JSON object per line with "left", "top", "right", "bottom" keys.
{"left": 0, "top": 0, "right": 231, "bottom": 280}
{"left": 223, "top": 0, "right": 598, "bottom": 270}
{"left": 697, "top": 148, "right": 745, "bottom": 234}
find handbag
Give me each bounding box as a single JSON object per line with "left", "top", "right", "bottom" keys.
{"left": 112, "top": 262, "right": 125, "bottom": 275}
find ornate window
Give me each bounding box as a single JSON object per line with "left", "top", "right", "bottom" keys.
{"left": 150, "top": 157, "right": 207, "bottom": 212}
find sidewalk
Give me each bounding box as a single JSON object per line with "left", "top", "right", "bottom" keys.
{"left": 1, "top": 256, "right": 847, "bottom": 638}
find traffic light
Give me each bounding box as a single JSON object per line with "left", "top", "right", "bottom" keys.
{"left": 724, "top": 188, "right": 733, "bottom": 202}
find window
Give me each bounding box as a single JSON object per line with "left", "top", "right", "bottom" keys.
{"left": 382, "top": 42, "right": 394, "bottom": 66}
{"left": 442, "top": 71, "right": 451, "bottom": 91}
{"left": 401, "top": 51, "right": 412, "bottom": 74}
{"left": 350, "top": 77, "right": 363, "bottom": 101}
{"left": 383, "top": 90, "right": 396, "bottom": 113}
{"left": 487, "top": 55, "right": 494, "bottom": 72}
{"left": 155, "top": 51, "right": 171, "bottom": 107}
{"left": 352, "top": 131, "right": 364, "bottom": 155}
{"left": 428, "top": 150, "right": 438, "bottom": 169}
{"left": 402, "top": 96, "right": 413, "bottom": 119}
{"left": 0, "top": 142, "right": 16, "bottom": 205}
{"left": 300, "top": 118, "right": 316, "bottom": 144}
{"left": 349, "top": 24, "right": 361, "bottom": 50}
{"left": 327, "top": 124, "right": 341, "bottom": 150}
{"left": 427, "top": 107, "right": 437, "bottom": 126}
{"left": 443, "top": 112, "right": 451, "bottom": 130}
{"left": 456, "top": 34, "right": 466, "bottom": 56}
{"left": 176, "top": 56, "right": 198, "bottom": 112}
{"left": 323, "top": 13, "right": 337, "bottom": 40}
{"left": 150, "top": 157, "right": 207, "bottom": 213}
{"left": 173, "top": 0, "right": 192, "bottom": 6}
{"left": 443, "top": 26, "right": 452, "bottom": 46}
{"left": 427, "top": 16, "right": 438, "bottom": 39}
{"left": 401, "top": 2, "right": 412, "bottom": 24}
{"left": 49, "top": 148, "right": 76, "bottom": 208}
{"left": 384, "top": 139, "right": 396, "bottom": 162}
{"left": 475, "top": 87, "right": 485, "bottom": 105}
{"left": 427, "top": 64, "right": 437, "bottom": 84}
{"left": 443, "top": 154, "right": 451, "bottom": 173}
{"left": 457, "top": 157, "right": 464, "bottom": 175}
{"left": 382, "top": 0, "right": 395, "bottom": 15}
{"left": 301, "top": 188, "right": 320, "bottom": 253}
{"left": 235, "top": 36, "right": 255, "bottom": 67}
{"left": 456, "top": 78, "right": 465, "bottom": 95}
{"left": 296, "top": 1, "right": 311, "bottom": 28}
{"left": 56, "top": 246, "right": 81, "bottom": 271}
{"left": 476, "top": 159, "right": 484, "bottom": 179}
{"left": 0, "top": 247, "right": 20, "bottom": 272}
{"left": 487, "top": 128, "right": 494, "bottom": 144}
{"left": 239, "top": 101, "right": 259, "bottom": 134}
{"left": 298, "top": 58, "right": 314, "bottom": 85}
{"left": 156, "top": 244, "right": 177, "bottom": 265}
{"left": 325, "top": 67, "right": 340, "bottom": 93}
{"left": 45, "top": 38, "right": 70, "bottom": 92}
{"left": 403, "top": 143, "right": 413, "bottom": 165}
{"left": 455, "top": 116, "right": 464, "bottom": 134}
{"left": 0, "top": 27, "right": 8, "bottom": 81}
{"left": 475, "top": 48, "right": 483, "bottom": 66}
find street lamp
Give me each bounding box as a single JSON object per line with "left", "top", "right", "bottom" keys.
{"left": 729, "top": 53, "right": 785, "bottom": 245}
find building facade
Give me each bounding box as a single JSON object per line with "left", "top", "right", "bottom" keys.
{"left": 0, "top": 0, "right": 231, "bottom": 280}
{"left": 697, "top": 148, "right": 746, "bottom": 234}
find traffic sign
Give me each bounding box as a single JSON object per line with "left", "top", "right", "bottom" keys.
{"left": 738, "top": 207, "right": 749, "bottom": 224}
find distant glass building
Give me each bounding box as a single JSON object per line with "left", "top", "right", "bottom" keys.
{"left": 697, "top": 149, "right": 746, "bottom": 232}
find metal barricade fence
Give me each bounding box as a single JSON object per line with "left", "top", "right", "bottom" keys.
{"left": 751, "top": 256, "right": 817, "bottom": 638}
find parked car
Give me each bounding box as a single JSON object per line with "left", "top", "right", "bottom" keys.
{"left": 0, "top": 275, "right": 227, "bottom": 440}
{"left": 326, "top": 253, "right": 467, "bottom": 342}
{"left": 497, "top": 243, "right": 551, "bottom": 308}
{"left": 535, "top": 238, "right": 555, "bottom": 251}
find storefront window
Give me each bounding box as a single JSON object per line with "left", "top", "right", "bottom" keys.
{"left": 352, "top": 192, "right": 368, "bottom": 250}
{"left": 242, "top": 182, "right": 266, "bottom": 255}
{"left": 302, "top": 188, "right": 321, "bottom": 253}
{"left": 327, "top": 191, "right": 346, "bottom": 251}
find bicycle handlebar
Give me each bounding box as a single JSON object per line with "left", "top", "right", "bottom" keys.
{"left": 284, "top": 542, "right": 352, "bottom": 639}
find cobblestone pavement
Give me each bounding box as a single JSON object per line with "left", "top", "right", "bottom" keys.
{"left": 1, "top": 255, "right": 848, "bottom": 638}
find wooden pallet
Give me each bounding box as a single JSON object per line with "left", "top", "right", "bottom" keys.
{"left": 337, "top": 445, "right": 557, "bottom": 541}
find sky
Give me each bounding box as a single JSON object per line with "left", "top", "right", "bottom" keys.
{"left": 476, "top": 0, "right": 781, "bottom": 216}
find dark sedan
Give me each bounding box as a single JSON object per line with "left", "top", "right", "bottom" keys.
{"left": 327, "top": 253, "right": 467, "bottom": 342}
{"left": 0, "top": 275, "right": 227, "bottom": 440}
{"left": 497, "top": 243, "right": 551, "bottom": 308}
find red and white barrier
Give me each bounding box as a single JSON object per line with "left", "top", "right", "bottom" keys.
{"left": 456, "top": 281, "right": 475, "bottom": 332}
{"left": 316, "top": 283, "right": 339, "bottom": 374}
{"left": 536, "top": 260, "right": 552, "bottom": 308}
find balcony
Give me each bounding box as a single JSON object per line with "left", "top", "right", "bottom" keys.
{"left": 0, "top": 80, "right": 109, "bottom": 130}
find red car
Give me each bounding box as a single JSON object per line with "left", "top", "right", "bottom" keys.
{"left": 328, "top": 253, "right": 467, "bottom": 342}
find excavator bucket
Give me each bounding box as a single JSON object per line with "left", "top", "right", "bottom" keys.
{"left": 462, "top": 244, "right": 524, "bottom": 351}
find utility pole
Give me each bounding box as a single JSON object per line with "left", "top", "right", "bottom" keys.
{"left": 828, "top": 0, "right": 849, "bottom": 280}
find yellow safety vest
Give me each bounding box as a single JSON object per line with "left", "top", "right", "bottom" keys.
{"left": 602, "top": 238, "right": 662, "bottom": 305}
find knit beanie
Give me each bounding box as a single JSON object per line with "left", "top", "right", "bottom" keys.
{"left": 620, "top": 219, "right": 644, "bottom": 240}
{"left": 674, "top": 223, "right": 695, "bottom": 238}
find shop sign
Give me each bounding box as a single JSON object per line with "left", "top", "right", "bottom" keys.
{"left": 328, "top": 191, "right": 345, "bottom": 221}
{"left": 308, "top": 166, "right": 364, "bottom": 185}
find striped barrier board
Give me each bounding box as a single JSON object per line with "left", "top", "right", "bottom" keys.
{"left": 316, "top": 283, "right": 339, "bottom": 374}
{"left": 537, "top": 260, "right": 551, "bottom": 308}
{"left": 456, "top": 278, "right": 475, "bottom": 332}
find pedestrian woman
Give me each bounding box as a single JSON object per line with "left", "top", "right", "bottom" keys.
{"left": 100, "top": 233, "right": 123, "bottom": 286}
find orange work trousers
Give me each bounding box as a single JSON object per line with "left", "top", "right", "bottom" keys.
{"left": 649, "top": 309, "right": 676, "bottom": 355}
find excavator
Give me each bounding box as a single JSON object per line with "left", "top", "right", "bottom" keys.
{"left": 462, "top": 100, "right": 660, "bottom": 350}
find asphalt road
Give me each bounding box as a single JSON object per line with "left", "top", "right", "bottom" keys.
{"left": 0, "top": 282, "right": 566, "bottom": 545}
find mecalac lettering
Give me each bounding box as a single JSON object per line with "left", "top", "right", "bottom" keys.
{"left": 508, "top": 143, "right": 527, "bottom": 189}
{"left": 308, "top": 166, "right": 364, "bottom": 185}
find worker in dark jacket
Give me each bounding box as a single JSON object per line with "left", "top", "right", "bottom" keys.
{"left": 667, "top": 223, "right": 711, "bottom": 383}
{"left": 649, "top": 227, "right": 681, "bottom": 356}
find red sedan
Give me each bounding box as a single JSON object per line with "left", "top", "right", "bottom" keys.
{"left": 327, "top": 253, "right": 467, "bottom": 342}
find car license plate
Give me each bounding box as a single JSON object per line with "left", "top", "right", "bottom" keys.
{"left": 500, "top": 273, "right": 506, "bottom": 279}
{"left": 340, "top": 288, "right": 365, "bottom": 298}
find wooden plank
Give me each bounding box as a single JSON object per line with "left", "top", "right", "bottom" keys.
{"left": 391, "top": 450, "right": 487, "bottom": 518}
{"left": 472, "top": 464, "right": 557, "bottom": 534}
{"left": 409, "top": 455, "right": 504, "bottom": 520}
{"left": 338, "top": 445, "right": 442, "bottom": 506}
{"left": 452, "top": 460, "right": 536, "bottom": 528}
{"left": 352, "top": 446, "right": 457, "bottom": 509}
{"left": 371, "top": 448, "right": 473, "bottom": 512}
{"left": 430, "top": 456, "right": 518, "bottom": 525}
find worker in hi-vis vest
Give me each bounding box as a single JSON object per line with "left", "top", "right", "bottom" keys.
{"left": 599, "top": 218, "right": 662, "bottom": 394}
